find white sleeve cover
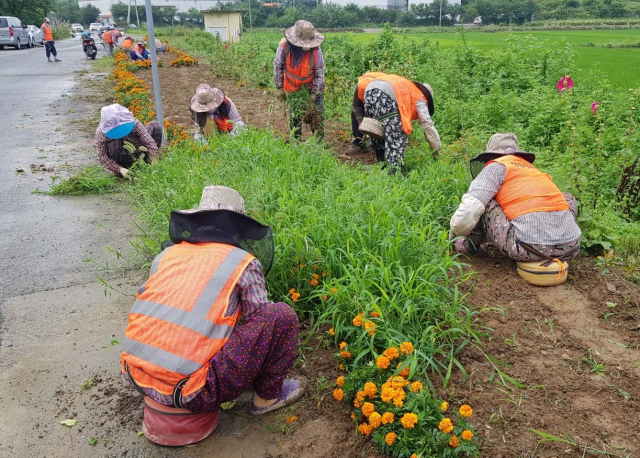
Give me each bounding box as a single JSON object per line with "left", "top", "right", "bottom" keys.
{"left": 450, "top": 193, "right": 486, "bottom": 236}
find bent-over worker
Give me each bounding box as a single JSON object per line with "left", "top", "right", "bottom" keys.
{"left": 190, "top": 84, "right": 246, "bottom": 141}
{"left": 352, "top": 72, "right": 440, "bottom": 169}
{"left": 95, "top": 103, "right": 161, "bottom": 177}
{"left": 450, "top": 133, "right": 581, "bottom": 262}
{"left": 121, "top": 185, "right": 304, "bottom": 445}
{"left": 273, "top": 20, "right": 325, "bottom": 140}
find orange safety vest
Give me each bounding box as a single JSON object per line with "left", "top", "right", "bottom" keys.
{"left": 281, "top": 38, "right": 316, "bottom": 93}
{"left": 121, "top": 242, "right": 255, "bottom": 402}
{"left": 122, "top": 37, "right": 134, "bottom": 49}
{"left": 103, "top": 31, "right": 113, "bottom": 44}
{"left": 357, "top": 72, "right": 427, "bottom": 135}
{"left": 42, "top": 24, "right": 53, "bottom": 41}
{"left": 489, "top": 155, "right": 569, "bottom": 220}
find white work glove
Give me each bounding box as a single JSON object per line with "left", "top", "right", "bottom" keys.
{"left": 119, "top": 167, "right": 129, "bottom": 178}
{"left": 450, "top": 193, "right": 486, "bottom": 236}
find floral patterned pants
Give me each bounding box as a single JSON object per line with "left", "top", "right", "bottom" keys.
{"left": 465, "top": 193, "right": 580, "bottom": 262}
{"left": 364, "top": 89, "right": 407, "bottom": 169}
{"left": 184, "top": 302, "right": 299, "bottom": 414}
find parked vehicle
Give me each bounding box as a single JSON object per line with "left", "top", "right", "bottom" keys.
{"left": 0, "top": 16, "right": 31, "bottom": 50}
{"left": 89, "top": 23, "right": 102, "bottom": 31}
{"left": 27, "top": 25, "right": 43, "bottom": 47}
{"left": 473, "top": 16, "right": 483, "bottom": 25}
{"left": 83, "top": 36, "right": 97, "bottom": 59}
{"left": 72, "top": 23, "right": 84, "bottom": 32}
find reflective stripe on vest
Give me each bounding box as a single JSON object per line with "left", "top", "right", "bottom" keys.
{"left": 282, "top": 39, "right": 316, "bottom": 93}
{"left": 356, "top": 72, "right": 426, "bottom": 135}
{"left": 489, "top": 155, "right": 569, "bottom": 220}
{"left": 122, "top": 243, "right": 254, "bottom": 398}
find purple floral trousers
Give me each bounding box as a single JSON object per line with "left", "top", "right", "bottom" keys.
{"left": 464, "top": 193, "right": 580, "bottom": 262}
{"left": 184, "top": 302, "right": 299, "bottom": 414}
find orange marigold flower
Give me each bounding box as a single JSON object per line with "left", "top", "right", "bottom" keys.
{"left": 461, "top": 429, "right": 474, "bottom": 441}
{"left": 392, "top": 389, "right": 405, "bottom": 407}
{"left": 400, "top": 413, "right": 418, "bottom": 429}
{"left": 332, "top": 388, "right": 343, "bottom": 401}
{"left": 383, "top": 347, "right": 399, "bottom": 360}
{"left": 363, "top": 382, "right": 377, "bottom": 399}
{"left": 399, "top": 341, "right": 414, "bottom": 355}
{"left": 361, "top": 402, "right": 375, "bottom": 418}
{"left": 410, "top": 381, "right": 423, "bottom": 393}
{"left": 390, "top": 376, "right": 409, "bottom": 389}
{"left": 356, "top": 391, "right": 366, "bottom": 402}
{"left": 368, "top": 411, "right": 382, "bottom": 428}
{"left": 385, "top": 432, "right": 397, "bottom": 446}
{"left": 350, "top": 411, "right": 356, "bottom": 420}
{"left": 439, "top": 401, "right": 449, "bottom": 413}
{"left": 339, "top": 341, "right": 347, "bottom": 350}
{"left": 330, "top": 287, "right": 338, "bottom": 294}
{"left": 438, "top": 417, "right": 454, "bottom": 434}
{"left": 308, "top": 278, "right": 319, "bottom": 286}
{"left": 291, "top": 292, "right": 300, "bottom": 302}
{"left": 449, "top": 435, "right": 460, "bottom": 448}
{"left": 376, "top": 355, "right": 391, "bottom": 369}
{"left": 459, "top": 404, "right": 473, "bottom": 418}
{"left": 358, "top": 423, "right": 372, "bottom": 436}
{"left": 397, "top": 363, "right": 410, "bottom": 377}
{"left": 352, "top": 313, "right": 364, "bottom": 327}
{"left": 328, "top": 327, "right": 335, "bottom": 336}
{"left": 410, "top": 455, "right": 418, "bottom": 458}
{"left": 286, "top": 415, "right": 297, "bottom": 423}
{"left": 336, "top": 376, "right": 345, "bottom": 387}
{"left": 370, "top": 311, "right": 380, "bottom": 317}
{"left": 322, "top": 295, "right": 328, "bottom": 301}
{"left": 381, "top": 412, "right": 394, "bottom": 424}
{"left": 340, "top": 351, "right": 351, "bottom": 359}
{"left": 338, "top": 363, "right": 345, "bottom": 371}
{"left": 364, "top": 320, "right": 376, "bottom": 332}
{"left": 353, "top": 398, "right": 362, "bottom": 408}
{"left": 381, "top": 387, "right": 395, "bottom": 403}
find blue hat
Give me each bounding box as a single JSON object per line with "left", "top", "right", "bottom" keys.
{"left": 105, "top": 121, "right": 135, "bottom": 139}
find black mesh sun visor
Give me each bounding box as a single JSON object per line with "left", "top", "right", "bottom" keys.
{"left": 169, "top": 210, "right": 274, "bottom": 276}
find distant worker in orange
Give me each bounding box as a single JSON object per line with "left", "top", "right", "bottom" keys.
{"left": 449, "top": 133, "right": 581, "bottom": 284}
{"left": 121, "top": 185, "right": 304, "bottom": 446}
{"left": 102, "top": 29, "right": 122, "bottom": 55}
{"left": 121, "top": 36, "right": 134, "bottom": 51}
{"left": 41, "top": 17, "right": 61, "bottom": 62}
{"left": 352, "top": 71, "right": 440, "bottom": 171}
{"left": 273, "top": 20, "right": 325, "bottom": 140}
{"left": 130, "top": 41, "right": 149, "bottom": 61}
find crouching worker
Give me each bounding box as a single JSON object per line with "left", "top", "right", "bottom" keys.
{"left": 95, "top": 104, "right": 161, "bottom": 178}
{"left": 130, "top": 41, "right": 150, "bottom": 61}
{"left": 190, "top": 84, "right": 246, "bottom": 142}
{"left": 121, "top": 186, "right": 304, "bottom": 446}
{"left": 450, "top": 133, "right": 581, "bottom": 285}
{"left": 352, "top": 72, "right": 441, "bottom": 171}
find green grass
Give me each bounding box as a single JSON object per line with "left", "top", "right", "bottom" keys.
{"left": 47, "top": 166, "right": 120, "bottom": 196}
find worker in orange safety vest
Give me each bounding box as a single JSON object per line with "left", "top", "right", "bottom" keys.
{"left": 351, "top": 71, "right": 440, "bottom": 170}
{"left": 273, "top": 20, "right": 325, "bottom": 140}
{"left": 41, "top": 18, "right": 61, "bottom": 62}
{"left": 121, "top": 186, "right": 304, "bottom": 446}
{"left": 449, "top": 133, "right": 581, "bottom": 263}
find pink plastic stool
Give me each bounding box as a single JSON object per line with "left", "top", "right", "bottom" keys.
{"left": 142, "top": 396, "right": 219, "bottom": 446}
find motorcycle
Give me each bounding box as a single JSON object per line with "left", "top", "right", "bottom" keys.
{"left": 83, "top": 36, "right": 97, "bottom": 60}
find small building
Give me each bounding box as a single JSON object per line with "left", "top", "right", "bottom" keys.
{"left": 202, "top": 10, "right": 243, "bottom": 42}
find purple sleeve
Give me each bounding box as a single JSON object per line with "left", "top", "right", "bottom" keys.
{"left": 313, "top": 47, "right": 325, "bottom": 94}
{"left": 236, "top": 258, "right": 271, "bottom": 321}
{"left": 273, "top": 42, "right": 284, "bottom": 90}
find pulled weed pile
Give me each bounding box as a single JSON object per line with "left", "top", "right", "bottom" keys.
{"left": 131, "top": 130, "right": 479, "bottom": 457}
{"left": 47, "top": 166, "right": 119, "bottom": 196}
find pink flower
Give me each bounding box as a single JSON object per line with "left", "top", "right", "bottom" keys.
{"left": 557, "top": 75, "right": 574, "bottom": 94}
{"left": 591, "top": 101, "right": 599, "bottom": 115}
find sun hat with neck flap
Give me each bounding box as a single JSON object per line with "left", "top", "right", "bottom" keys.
{"left": 190, "top": 84, "right": 225, "bottom": 113}
{"left": 284, "top": 20, "right": 324, "bottom": 50}
{"left": 471, "top": 133, "right": 536, "bottom": 164}
{"left": 99, "top": 103, "right": 136, "bottom": 139}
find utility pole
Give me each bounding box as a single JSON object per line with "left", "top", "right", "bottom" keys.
{"left": 248, "top": 0, "right": 252, "bottom": 28}
{"left": 439, "top": 0, "right": 443, "bottom": 27}
{"left": 144, "top": 0, "right": 165, "bottom": 143}
{"left": 127, "top": 0, "right": 131, "bottom": 26}
{"left": 134, "top": 0, "right": 140, "bottom": 27}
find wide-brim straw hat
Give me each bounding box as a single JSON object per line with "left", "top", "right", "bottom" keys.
{"left": 190, "top": 84, "right": 225, "bottom": 113}
{"left": 359, "top": 117, "right": 384, "bottom": 139}
{"left": 284, "top": 20, "right": 324, "bottom": 49}
{"left": 470, "top": 133, "right": 536, "bottom": 164}
{"left": 181, "top": 185, "right": 245, "bottom": 214}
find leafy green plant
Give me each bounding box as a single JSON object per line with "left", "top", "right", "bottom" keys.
{"left": 47, "top": 166, "right": 119, "bottom": 196}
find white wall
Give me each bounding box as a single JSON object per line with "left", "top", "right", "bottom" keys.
{"left": 328, "top": 0, "right": 406, "bottom": 10}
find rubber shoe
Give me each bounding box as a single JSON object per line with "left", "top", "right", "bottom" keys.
{"left": 250, "top": 378, "right": 306, "bottom": 416}
{"left": 47, "top": 57, "right": 52, "bottom": 62}
{"left": 54, "top": 57, "right": 62, "bottom": 62}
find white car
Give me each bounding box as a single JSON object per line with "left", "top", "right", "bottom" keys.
{"left": 72, "top": 23, "right": 83, "bottom": 32}
{"left": 89, "top": 23, "right": 102, "bottom": 31}
{"left": 27, "top": 25, "right": 43, "bottom": 47}
{"left": 473, "top": 17, "right": 482, "bottom": 25}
